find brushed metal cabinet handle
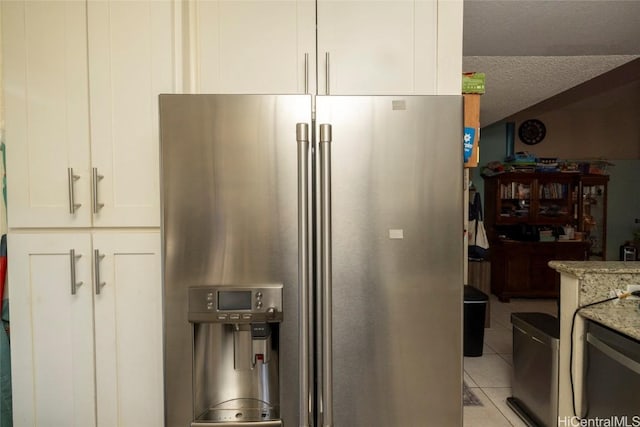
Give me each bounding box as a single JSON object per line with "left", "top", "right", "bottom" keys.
{"left": 92, "top": 167, "right": 105, "bottom": 213}
{"left": 94, "top": 249, "right": 106, "bottom": 295}
{"left": 67, "top": 168, "right": 82, "bottom": 214}
{"left": 325, "top": 52, "right": 330, "bottom": 95}
{"left": 304, "top": 53, "right": 309, "bottom": 95}
{"left": 319, "top": 123, "right": 333, "bottom": 426}
{"left": 296, "top": 123, "right": 312, "bottom": 427}
{"left": 69, "top": 249, "right": 83, "bottom": 295}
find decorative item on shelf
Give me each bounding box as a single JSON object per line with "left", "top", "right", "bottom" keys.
{"left": 536, "top": 157, "right": 559, "bottom": 173}
{"left": 462, "top": 72, "right": 486, "bottom": 94}
{"left": 506, "top": 122, "right": 515, "bottom": 158}
{"left": 587, "top": 160, "right": 614, "bottom": 175}
{"left": 539, "top": 229, "right": 555, "bottom": 242}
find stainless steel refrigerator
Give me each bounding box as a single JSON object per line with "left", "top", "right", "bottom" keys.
{"left": 160, "top": 94, "right": 463, "bottom": 427}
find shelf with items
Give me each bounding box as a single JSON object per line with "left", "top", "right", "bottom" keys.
{"left": 483, "top": 172, "right": 604, "bottom": 301}
{"left": 486, "top": 173, "right": 579, "bottom": 231}
{"left": 579, "top": 174, "right": 609, "bottom": 260}
{"left": 496, "top": 178, "right": 532, "bottom": 222}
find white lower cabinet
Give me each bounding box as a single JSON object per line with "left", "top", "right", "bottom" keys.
{"left": 8, "top": 232, "right": 163, "bottom": 427}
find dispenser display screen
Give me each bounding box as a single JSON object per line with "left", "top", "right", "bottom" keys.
{"left": 218, "top": 291, "right": 252, "bottom": 310}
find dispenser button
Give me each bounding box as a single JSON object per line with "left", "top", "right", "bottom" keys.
{"left": 229, "top": 313, "right": 240, "bottom": 320}
{"left": 256, "top": 291, "right": 263, "bottom": 299}
{"left": 206, "top": 302, "right": 214, "bottom": 310}
{"left": 266, "top": 307, "right": 277, "bottom": 319}
{"left": 217, "top": 314, "right": 228, "bottom": 320}
{"left": 242, "top": 314, "right": 252, "bottom": 320}
{"left": 206, "top": 292, "right": 214, "bottom": 301}
{"left": 256, "top": 301, "right": 263, "bottom": 309}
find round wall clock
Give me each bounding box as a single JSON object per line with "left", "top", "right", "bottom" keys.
{"left": 518, "top": 119, "right": 546, "bottom": 145}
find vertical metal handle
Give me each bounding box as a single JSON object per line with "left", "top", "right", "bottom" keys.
{"left": 319, "top": 123, "right": 333, "bottom": 427}
{"left": 296, "top": 123, "right": 312, "bottom": 427}
{"left": 94, "top": 249, "right": 106, "bottom": 295}
{"left": 69, "top": 249, "right": 83, "bottom": 295}
{"left": 68, "top": 168, "right": 81, "bottom": 214}
{"left": 92, "top": 167, "right": 105, "bottom": 213}
{"left": 304, "top": 53, "right": 309, "bottom": 94}
{"left": 325, "top": 52, "right": 330, "bottom": 95}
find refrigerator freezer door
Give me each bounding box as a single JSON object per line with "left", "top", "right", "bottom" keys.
{"left": 160, "top": 94, "right": 312, "bottom": 427}
{"left": 316, "top": 96, "right": 464, "bottom": 426}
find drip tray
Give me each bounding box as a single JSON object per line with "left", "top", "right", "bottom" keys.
{"left": 191, "top": 421, "right": 282, "bottom": 427}
{"left": 192, "top": 399, "right": 281, "bottom": 427}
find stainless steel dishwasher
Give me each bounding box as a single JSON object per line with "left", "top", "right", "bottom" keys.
{"left": 583, "top": 320, "right": 640, "bottom": 418}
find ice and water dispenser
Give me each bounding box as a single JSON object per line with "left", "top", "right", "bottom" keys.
{"left": 188, "top": 284, "right": 283, "bottom": 427}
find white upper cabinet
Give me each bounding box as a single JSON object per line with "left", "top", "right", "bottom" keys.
{"left": 87, "top": 1, "right": 174, "bottom": 227}
{"left": 187, "top": 0, "right": 462, "bottom": 95}
{"left": 187, "top": 0, "right": 316, "bottom": 94}
{"left": 316, "top": 0, "right": 436, "bottom": 95}
{"left": 3, "top": 1, "right": 92, "bottom": 227}
{"left": 3, "top": 0, "right": 176, "bottom": 228}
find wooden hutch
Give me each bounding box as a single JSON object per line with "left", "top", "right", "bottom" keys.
{"left": 483, "top": 172, "right": 609, "bottom": 301}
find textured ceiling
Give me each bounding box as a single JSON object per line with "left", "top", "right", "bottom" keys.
{"left": 463, "top": 0, "right": 640, "bottom": 125}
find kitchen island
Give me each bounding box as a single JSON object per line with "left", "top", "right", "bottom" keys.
{"left": 549, "top": 261, "right": 640, "bottom": 423}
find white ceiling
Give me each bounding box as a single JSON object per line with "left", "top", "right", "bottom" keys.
{"left": 462, "top": 0, "right": 640, "bottom": 125}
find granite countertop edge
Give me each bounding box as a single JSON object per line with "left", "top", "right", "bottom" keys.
{"left": 579, "top": 300, "right": 640, "bottom": 342}
{"left": 549, "top": 261, "right": 640, "bottom": 278}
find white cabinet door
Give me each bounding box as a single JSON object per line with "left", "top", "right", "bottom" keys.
{"left": 8, "top": 233, "right": 96, "bottom": 427}
{"left": 316, "top": 0, "right": 438, "bottom": 95}
{"left": 3, "top": 1, "right": 92, "bottom": 228}
{"left": 187, "top": 0, "right": 316, "bottom": 94}
{"left": 87, "top": 1, "right": 175, "bottom": 227}
{"left": 8, "top": 232, "right": 163, "bottom": 427}
{"left": 3, "top": 0, "right": 175, "bottom": 229}
{"left": 92, "top": 232, "right": 163, "bottom": 427}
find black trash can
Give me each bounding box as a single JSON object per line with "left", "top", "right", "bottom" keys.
{"left": 464, "top": 285, "right": 488, "bottom": 357}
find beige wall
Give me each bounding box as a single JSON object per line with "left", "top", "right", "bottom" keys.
{"left": 508, "top": 95, "right": 640, "bottom": 161}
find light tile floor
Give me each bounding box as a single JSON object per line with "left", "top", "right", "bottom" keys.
{"left": 463, "top": 294, "right": 558, "bottom": 426}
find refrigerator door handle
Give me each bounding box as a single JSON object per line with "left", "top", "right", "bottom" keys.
{"left": 296, "top": 123, "right": 312, "bottom": 427}
{"left": 319, "top": 123, "right": 333, "bottom": 427}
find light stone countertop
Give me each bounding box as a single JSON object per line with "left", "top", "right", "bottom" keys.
{"left": 579, "top": 299, "right": 640, "bottom": 341}
{"left": 548, "top": 260, "right": 640, "bottom": 278}
{"left": 550, "top": 260, "right": 640, "bottom": 419}
{"left": 549, "top": 260, "right": 640, "bottom": 341}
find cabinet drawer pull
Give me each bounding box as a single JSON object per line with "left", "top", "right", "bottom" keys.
{"left": 94, "top": 249, "right": 106, "bottom": 295}
{"left": 67, "top": 168, "right": 81, "bottom": 214}
{"left": 92, "top": 167, "right": 105, "bottom": 213}
{"left": 69, "top": 249, "right": 83, "bottom": 295}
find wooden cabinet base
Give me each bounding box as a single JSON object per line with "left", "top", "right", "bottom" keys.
{"left": 490, "top": 240, "right": 589, "bottom": 301}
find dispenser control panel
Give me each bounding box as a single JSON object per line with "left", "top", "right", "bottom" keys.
{"left": 188, "top": 284, "right": 283, "bottom": 323}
